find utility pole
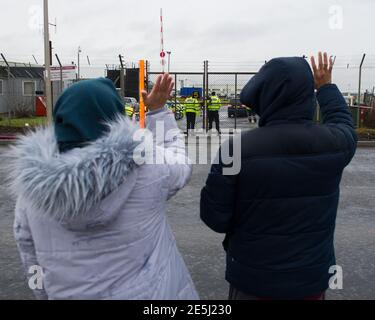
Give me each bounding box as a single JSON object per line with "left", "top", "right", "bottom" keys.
{"left": 167, "top": 51, "right": 171, "bottom": 73}
{"left": 43, "top": 0, "right": 53, "bottom": 124}
{"left": 357, "top": 54, "right": 366, "bottom": 127}
{"left": 119, "top": 54, "right": 125, "bottom": 100}
{"left": 55, "top": 54, "right": 63, "bottom": 93}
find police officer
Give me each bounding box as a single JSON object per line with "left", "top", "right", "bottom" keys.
{"left": 208, "top": 92, "right": 221, "bottom": 133}
{"left": 247, "top": 106, "right": 258, "bottom": 124}
{"left": 184, "top": 94, "right": 200, "bottom": 132}
{"left": 125, "top": 104, "right": 134, "bottom": 119}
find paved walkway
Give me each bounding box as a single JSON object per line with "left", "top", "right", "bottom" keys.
{"left": 0, "top": 147, "right": 374, "bottom": 300}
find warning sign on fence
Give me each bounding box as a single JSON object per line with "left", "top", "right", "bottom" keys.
{"left": 50, "top": 65, "right": 77, "bottom": 82}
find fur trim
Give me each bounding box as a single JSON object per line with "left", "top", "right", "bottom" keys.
{"left": 4, "top": 116, "right": 140, "bottom": 221}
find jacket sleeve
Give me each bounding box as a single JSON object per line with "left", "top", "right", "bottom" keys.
{"left": 146, "top": 107, "right": 192, "bottom": 199}
{"left": 317, "top": 84, "right": 358, "bottom": 164}
{"left": 200, "top": 154, "right": 237, "bottom": 234}
{"left": 13, "top": 199, "right": 48, "bottom": 300}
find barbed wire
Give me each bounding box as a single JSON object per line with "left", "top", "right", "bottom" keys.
{"left": 2, "top": 53, "right": 374, "bottom": 90}
{"left": 3, "top": 54, "right": 375, "bottom": 68}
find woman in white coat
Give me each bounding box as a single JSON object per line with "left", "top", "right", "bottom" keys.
{"left": 7, "top": 74, "right": 199, "bottom": 300}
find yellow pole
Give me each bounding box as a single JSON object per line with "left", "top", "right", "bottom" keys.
{"left": 139, "top": 60, "right": 145, "bottom": 129}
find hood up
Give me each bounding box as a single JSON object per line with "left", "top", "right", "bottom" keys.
{"left": 5, "top": 116, "right": 141, "bottom": 229}
{"left": 53, "top": 78, "right": 124, "bottom": 153}
{"left": 240, "top": 57, "right": 316, "bottom": 127}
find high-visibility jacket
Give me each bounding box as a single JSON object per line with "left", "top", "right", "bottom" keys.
{"left": 125, "top": 105, "right": 134, "bottom": 118}
{"left": 208, "top": 96, "right": 221, "bottom": 111}
{"left": 184, "top": 97, "right": 200, "bottom": 115}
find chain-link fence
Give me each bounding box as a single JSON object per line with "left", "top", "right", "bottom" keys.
{"left": 205, "top": 72, "right": 257, "bottom": 132}
{"left": 147, "top": 63, "right": 257, "bottom": 132}
{"left": 147, "top": 72, "right": 205, "bottom": 132}
{"left": 2, "top": 53, "right": 375, "bottom": 131}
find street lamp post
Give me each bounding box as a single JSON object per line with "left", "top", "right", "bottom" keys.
{"left": 77, "top": 46, "right": 82, "bottom": 80}
{"left": 357, "top": 54, "right": 366, "bottom": 127}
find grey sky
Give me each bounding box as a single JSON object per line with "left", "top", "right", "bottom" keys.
{"left": 1, "top": 0, "right": 374, "bottom": 92}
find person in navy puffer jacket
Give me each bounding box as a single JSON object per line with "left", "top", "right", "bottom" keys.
{"left": 200, "top": 52, "right": 357, "bottom": 300}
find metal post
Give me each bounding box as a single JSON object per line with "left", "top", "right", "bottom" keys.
{"left": 43, "top": 0, "right": 53, "bottom": 124}
{"left": 55, "top": 54, "right": 63, "bottom": 94}
{"left": 49, "top": 41, "right": 54, "bottom": 109}
{"left": 235, "top": 73, "right": 238, "bottom": 130}
{"left": 357, "top": 54, "right": 366, "bottom": 128}
{"left": 167, "top": 51, "right": 171, "bottom": 73}
{"left": 119, "top": 54, "right": 125, "bottom": 100}
{"left": 174, "top": 73, "right": 177, "bottom": 111}
{"left": 77, "top": 46, "right": 82, "bottom": 80}
{"left": 32, "top": 55, "right": 39, "bottom": 65}
{"left": 1, "top": 53, "right": 12, "bottom": 124}
{"left": 206, "top": 61, "right": 210, "bottom": 131}
{"left": 371, "top": 86, "right": 375, "bottom": 108}
{"left": 146, "top": 60, "right": 149, "bottom": 92}
{"left": 202, "top": 62, "right": 206, "bottom": 131}
{"left": 204, "top": 60, "right": 209, "bottom": 132}
{"left": 332, "top": 55, "right": 337, "bottom": 67}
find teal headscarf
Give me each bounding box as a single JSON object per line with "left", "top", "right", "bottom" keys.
{"left": 53, "top": 78, "right": 124, "bottom": 153}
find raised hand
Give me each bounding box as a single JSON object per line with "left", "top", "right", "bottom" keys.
{"left": 310, "top": 52, "right": 334, "bottom": 90}
{"left": 141, "top": 73, "right": 174, "bottom": 111}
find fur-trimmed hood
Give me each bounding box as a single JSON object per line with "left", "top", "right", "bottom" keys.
{"left": 5, "top": 116, "right": 141, "bottom": 227}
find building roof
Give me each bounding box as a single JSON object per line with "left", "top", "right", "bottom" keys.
{"left": 0, "top": 61, "right": 44, "bottom": 79}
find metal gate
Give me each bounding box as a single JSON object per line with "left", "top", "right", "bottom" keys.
{"left": 147, "top": 61, "right": 257, "bottom": 132}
